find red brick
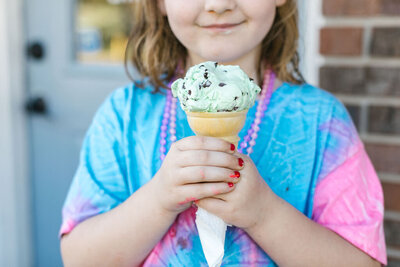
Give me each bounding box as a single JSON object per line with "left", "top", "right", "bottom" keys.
{"left": 388, "top": 258, "right": 400, "bottom": 265}
{"left": 371, "top": 28, "right": 400, "bottom": 57}
{"left": 381, "top": 0, "right": 400, "bottom": 15}
{"left": 368, "top": 106, "right": 400, "bottom": 135}
{"left": 382, "top": 182, "right": 400, "bottom": 212}
{"left": 323, "top": 0, "right": 380, "bottom": 16}
{"left": 320, "top": 28, "right": 363, "bottom": 56}
{"left": 319, "top": 66, "right": 400, "bottom": 97}
{"left": 365, "top": 143, "right": 400, "bottom": 174}
{"left": 385, "top": 218, "right": 400, "bottom": 247}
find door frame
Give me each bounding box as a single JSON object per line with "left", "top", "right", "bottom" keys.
{"left": 0, "top": 0, "right": 33, "bottom": 265}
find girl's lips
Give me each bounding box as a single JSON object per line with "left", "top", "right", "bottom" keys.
{"left": 201, "top": 22, "right": 244, "bottom": 33}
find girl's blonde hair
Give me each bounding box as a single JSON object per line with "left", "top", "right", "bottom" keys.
{"left": 125, "top": 0, "right": 305, "bottom": 93}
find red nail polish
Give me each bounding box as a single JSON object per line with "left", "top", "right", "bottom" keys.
{"left": 229, "top": 171, "right": 241, "bottom": 178}
{"left": 238, "top": 158, "right": 244, "bottom": 167}
{"left": 228, "top": 182, "right": 234, "bottom": 188}
{"left": 230, "top": 144, "right": 236, "bottom": 151}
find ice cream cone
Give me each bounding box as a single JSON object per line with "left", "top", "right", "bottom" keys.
{"left": 186, "top": 110, "right": 248, "bottom": 267}
{"left": 186, "top": 110, "right": 248, "bottom": 146}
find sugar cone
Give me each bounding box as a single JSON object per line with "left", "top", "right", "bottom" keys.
{"left": 186, "top": 110, "right": 248, "bottom": 146}
{"left": 186, "top": 110, "right": 248, "bottom": 267}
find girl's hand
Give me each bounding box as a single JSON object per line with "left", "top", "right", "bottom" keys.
{"left": 195, "top": 153, "right": 274, "bottom": 230}
{"left": 151, "top": 136, "right": 244, "bottom": 216}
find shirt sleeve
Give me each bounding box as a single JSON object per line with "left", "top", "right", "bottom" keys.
{"left": 312, "top": 100, "right": 387, "bottom": 265}
{"left": 59, "top": 88, "right": 131, "bottom": 237}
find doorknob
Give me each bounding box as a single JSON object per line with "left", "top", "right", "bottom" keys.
{"left": 25, "top": 97, "right": 47, "bottom": 115}
{"left": 27, "top": 42, "right": 45, "bottom": 60}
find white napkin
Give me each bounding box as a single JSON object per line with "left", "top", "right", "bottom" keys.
{"left": 195, "top": 207, "right": 228, "bottom": 267}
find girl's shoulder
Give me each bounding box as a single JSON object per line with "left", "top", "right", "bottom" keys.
{"left": 101, "top": 79, "right": 166, "bottom": 113}
{"left": 277, "top": 82, "right": 350, "bottom": 121}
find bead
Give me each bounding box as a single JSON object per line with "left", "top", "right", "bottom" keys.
{"left": 255, "top": 111, "right": 263, "bottom": 118}
{"left": 163, "top": 113, "right": 170, "bottom": 119}
{"left": 170, "top": 136, "right": 177, "bottom": 142}
{"left": 169, "top": 129, "right": 176, "bottom": 135}
{"left": 170, "top": 122, "right": 176, "bottom": 128}
{"left": 247, "top": 147, "right": 253, "bottom": 154}
{"left": 253, "top": 125, "right": 260, "bottom": 132}
{"left": 160, "top": 132, "right": 167, "bottom": 138}
{"left": 160, "top": 154, "right": 166, "bottom": 161}
{"left": 170, "top": 109, "right": 176, "bottom": 116}
{"left": 160, "top": 146, "right": 166, "bottom": 153}
{"left": 254, "top": 118, "right": 261, "bottom": 124}
{"left": 244, "top": 135, "right": 251, "bottom": 142}
{"left": 161, "top": 125, "right": 167, "bottom": 131}
{"left": 240, "top": 142, "right": 248, "bottom": 148}
{"left": 160, "top": 139, "right": 167, "bottom": 145}
{"left": 251, "top": 133, "right": 258, "bottom": 139}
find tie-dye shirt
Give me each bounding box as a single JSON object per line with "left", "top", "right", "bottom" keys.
{"left": 60, "top": 82, "right": 387, "bottom": 266}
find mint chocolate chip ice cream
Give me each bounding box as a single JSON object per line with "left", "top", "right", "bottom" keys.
{"left": 171, "top": 61, "right": 261, "bottom": 112}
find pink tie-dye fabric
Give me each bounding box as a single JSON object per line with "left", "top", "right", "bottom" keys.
{"left": 312, "top": 144, "right": 387, "bottom": 265}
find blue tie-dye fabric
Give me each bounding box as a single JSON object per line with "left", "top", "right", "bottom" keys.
{"left": 60, "top": 81, "right": 356, "bottom": 266}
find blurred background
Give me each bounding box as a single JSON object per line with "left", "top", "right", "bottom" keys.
{"left": 0, "top": 0, "right": 399, "bottom": 266}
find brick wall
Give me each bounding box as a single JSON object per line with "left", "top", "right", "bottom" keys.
{"left": 319, "top": 0, "right": 400, "bottom": 265}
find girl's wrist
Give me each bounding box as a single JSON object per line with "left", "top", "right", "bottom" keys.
{"left": 245, "top": 183, "right": 282, "bottom": 236}
{"left": 146, "top": 175, "right": 180, "bottom": 219}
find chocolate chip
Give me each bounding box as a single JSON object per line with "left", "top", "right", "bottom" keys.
{"left": 199, "top": 84, "right": 202, "bottom": 90}
{"left": 200, "top": 65, "right": 205, "bottom": 68}
{"left": 224, "top": 70, "right": 227, "bottom": 73}
{"left": 204, "top": 72, "right": 208, "bottom": 79}
{"left": 214, "top": 62, "right": 218, "bottom": 67}
{"left": 183, "top": 82, "right": 186, "bottom": 89}
{"left": 233, "top": 107, "right": 238, "bottom": 111}
{"left": 202, "top": 80, "right": 211, "bottom": 88}
{"left": 242, "top": 92, "right": 244, "bottom": 96}
{"left": 234, "top": 96, "right": 238, "bottom": 100}
{"left": 219, "top": 83, "right": 226, "bottom": 87}
{"left": 249, "top": 78, "right": 254, "bottom": 82}
{"left": 188, "top": 90, "right": 191, "bottom": 95}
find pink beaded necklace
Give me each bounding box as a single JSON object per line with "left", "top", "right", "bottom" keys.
{"left": 160, "top": 68, "right": 276, "bottom": 161}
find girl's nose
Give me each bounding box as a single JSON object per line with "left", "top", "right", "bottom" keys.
{"left": 204, "top": 0, "right": 237, "bottom": 14}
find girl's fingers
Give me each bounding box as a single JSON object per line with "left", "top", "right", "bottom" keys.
{"left": 178, "top": 182, "right": 235, "bottom": 205}
{"left": 196, "top": 197, "right": 227, "bottom": 216}
{"left": 178, "top": 150, "right": 243, "bottom": 170}
{"left": 175, "top": 136, "right": 236, "bottom": 154}
{"left": 179, "top": 166, "right": 241, "bottom": 184}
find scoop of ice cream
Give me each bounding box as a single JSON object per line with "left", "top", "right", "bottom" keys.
{"left": 171, "top": 61, "right": 261, "bottom": 112}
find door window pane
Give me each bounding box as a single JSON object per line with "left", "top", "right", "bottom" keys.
{"left": 75, "top": 0, "right": 134, "bottom": 64}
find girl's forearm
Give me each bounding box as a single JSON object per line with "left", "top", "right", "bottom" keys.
{"left": 60, "top": 179, "right": 177, "bottom": 267}
{"left": 246, "top": 191, "right": 380, "bottom": 267}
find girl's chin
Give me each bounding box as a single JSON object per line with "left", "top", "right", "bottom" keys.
{"left": 192, "top": 52, "right": 249, "bottom": 65}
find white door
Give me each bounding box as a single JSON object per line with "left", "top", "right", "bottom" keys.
{"left": 25, "top": 0, "right": 308, "bottom": 266}
{"left": 25, "top": 0, "right": 136, "bottom": 265}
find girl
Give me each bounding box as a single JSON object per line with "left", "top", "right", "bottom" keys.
{"left": 60, "top": 0, "right": 387, "bottom": 266}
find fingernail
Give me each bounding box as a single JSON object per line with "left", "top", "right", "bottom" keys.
{"left": 238, "top": 158, "right": 244, "bottom": 167}
{"left": 230, "top": 144, "right": 236, "bottom": 151}
{"left": 228, "top": 182, "right": 234, "bottom": 188}
{"left": 229, "top": 171, "right": 241, "bottom": 178}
